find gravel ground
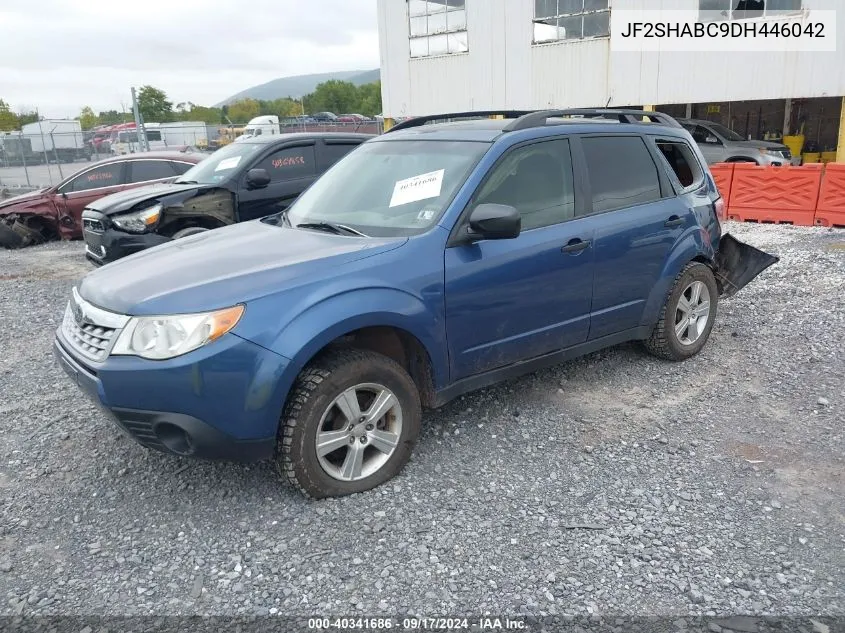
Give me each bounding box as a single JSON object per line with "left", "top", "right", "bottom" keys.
{"left": 0, "top": 223, "right": 843, "bottom": 624}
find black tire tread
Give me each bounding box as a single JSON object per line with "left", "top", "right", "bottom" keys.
{"left": 275, "top": 348, "right": 419, "bottom": 499}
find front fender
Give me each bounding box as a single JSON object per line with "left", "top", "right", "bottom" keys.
{"left": 240, "top": 287, "right": 448, "bottom": 390}
{"left": 640, "top": 227, "right": 716, "bottom": 328}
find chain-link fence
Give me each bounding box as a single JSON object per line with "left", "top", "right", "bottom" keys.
{"left": 0, "top": 118, "right": 386, "bottom": 193}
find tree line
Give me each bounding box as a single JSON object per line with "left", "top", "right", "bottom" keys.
{"left": 79, "top": 80, "right": 383, "bottom": 131}
{"left": 0, "top": 100, "right": 42, "bottom": 132}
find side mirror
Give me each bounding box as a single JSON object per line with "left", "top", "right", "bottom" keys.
{"left": 467, "top": 203, "right": 521, "bottom": 241}
{"left": 705, "top": 135, "right": 720, "bottom": 144}
{"left": 246, "top": 168, "right": 271, "bottom": 189}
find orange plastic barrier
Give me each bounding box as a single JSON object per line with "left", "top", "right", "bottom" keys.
{"left": 815, "top": 163, "right": 845, "bottom": 228}
{"left": 727, "top": 163, "right": 823, "bottom": 226}
{"left": 709, "top": 163, "right": 735, "bottom": 213}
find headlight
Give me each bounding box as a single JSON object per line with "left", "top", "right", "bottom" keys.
{"left": 111, "top": 204, "right": 162, "bottom": 233}
{"left": 111, "top": 305, "right": 244, "bottom": 360}
{"left": 758, "top": 148, "right": 779, "bottom": 155}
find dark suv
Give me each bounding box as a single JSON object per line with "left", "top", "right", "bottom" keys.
{"left": 54, "top": 109, "right": 777, "bottom": 498}
{"left": 81, "top": 133, "right": 371, "bottom": 264}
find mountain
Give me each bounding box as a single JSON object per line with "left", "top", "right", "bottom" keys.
{"left": 215, "top": 69, "right": 381, "bottom": 106}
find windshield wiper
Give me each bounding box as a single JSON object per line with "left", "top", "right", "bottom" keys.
{"left": 295, "top": 221, "right": 368, "bottom": 237}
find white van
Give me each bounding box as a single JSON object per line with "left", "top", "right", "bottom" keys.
{"left": 111, "top": 124, "right": 166, "bottom": 155}
{"left": 236, "top": 115, "right": 281, "bottom": 142}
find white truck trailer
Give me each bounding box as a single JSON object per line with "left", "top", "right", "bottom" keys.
{"left": 21, "top": 120, "right": 91, "bottom": 162}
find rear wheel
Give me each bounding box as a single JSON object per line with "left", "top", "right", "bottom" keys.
{"left": 644, "top": 262, "right": 718, "bottom": 361}
{"left": 276, "top": 349, "right": 421, "bottom": 498}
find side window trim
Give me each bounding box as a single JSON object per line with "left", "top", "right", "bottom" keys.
{"left": 446, "top": 135, "right": 583, "bottom": 247}
{"left": 577, "top": 133, "right": 670, "bottom": 215}
{"left": 648, "top": 136, "right": 706, "bottom": 195}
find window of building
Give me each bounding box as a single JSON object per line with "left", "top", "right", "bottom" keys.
{"left": 408, "top": 0, "right": 468, "bottom": 58}
{"left": 699, "top": 0, "right": 802, "bottom": 22}
{"left": 581, "top": 136, "right": 661, "bottom": 213}
{"left": 533, "top": 0, "right": 611, "bottom": 43}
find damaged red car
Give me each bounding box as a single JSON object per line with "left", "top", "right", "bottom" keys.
{"left": 0, "top": 151, "right": 204, "bottom": 249}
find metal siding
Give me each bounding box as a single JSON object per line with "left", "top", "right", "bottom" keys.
{"left": 378, "top": 0, "right": 845, "bottom": 115}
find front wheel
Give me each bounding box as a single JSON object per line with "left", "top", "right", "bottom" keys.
{"left": 171, "top": 226, "right": 210, "bottom": 239}
{"left": 644, "top": 262, "right": 718, "bottom": 361}
{"left": 276, "top": 349, "right": 421, "bottom": 498}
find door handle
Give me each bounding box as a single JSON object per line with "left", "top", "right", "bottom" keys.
{"left": 561, "top": 239, "right": 591, "bottom": 254}
{"left": 664, "top": 215, "right": 685, "bottom": 227}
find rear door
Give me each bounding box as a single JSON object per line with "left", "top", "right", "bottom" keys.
{"left": 237, "top": 142, "right": 318, "bottom": 221}
{"left": 56, "top": 161, "right": 130, "bottom": 231}
{"left": 577, "top": 134, "right": 694, "bottom": 339}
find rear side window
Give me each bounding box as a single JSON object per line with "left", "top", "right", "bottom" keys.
{"left": 255, "top": 145, "right": 316, "bottom": 182}
{"left": 128, "top": 160, "right": 177, "bottom": 183}
{"left": 581, "top": 136, "right": 661, "bottom": 213}
{"left": 169, "top": 161, "right": 193, "bottom": 175}
{"left": 69, "top": 164, "right": 124, "bottom": 192}
{"left": 656, "top": 141, "right": 702, "bottom": 189}
{"left": 321, "top": 142, "right": 362, "bottom": 169}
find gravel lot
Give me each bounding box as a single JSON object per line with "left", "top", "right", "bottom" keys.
{"left": 0, "top": 223, "right": 843, "bottom": 625}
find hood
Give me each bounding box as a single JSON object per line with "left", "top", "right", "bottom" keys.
{"left": 86, "top": 182, "right": 204, "bottom": 215}
{"left": 78, "top": 220, "right": 407, "bottom": 315}
{"left": 730, "top": 139, "right": 789, "bottom": 151}
{"left": 0, "top": 188, "right": 51, "bottom": 212}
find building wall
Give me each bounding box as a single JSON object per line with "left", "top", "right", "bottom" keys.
{"left": 377, "top": 0, "right": 845, "bottom": 117}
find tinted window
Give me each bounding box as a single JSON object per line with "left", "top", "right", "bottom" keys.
{"left": 321, "top": 142, "right": 362, "bottom": 168}
{"left": 128, "top": 160, "right": 178, "bottom": 183}
{"left": 256, "top": 145, "right": 316, "bottom": 182}
{"left": 169, "top": 161, "right": 193, "bottom": 175}
{"left": 656, "top": 141, "right": 702, "bottom": 189}
{"left": 476, "top": 139, "right": 575, "bottom": 230}
{"left": 582, "top": 136, "right": 661, "bottom": 213}
{"left": 69, "top": 164, "right": 123, "bottom": 192}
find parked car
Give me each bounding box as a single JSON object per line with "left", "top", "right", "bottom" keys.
{"left": 54, "top": 109, "right": 777, "bottom": 498}
{"left": 337, "top": 114, "right": 367, "bottom": 123}
{"left": 81, "top": 132, "right": 372, "bottom": 264}
{"left": 312, "top": 112, "right": 338, "bottom": 122}
{"left": 678, "top": 118, "right": 792, "bottom": 166}
{"left": 0, "top": 151, "right": 203, "bottom": 249}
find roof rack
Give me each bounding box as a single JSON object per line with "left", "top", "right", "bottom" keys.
{"left": 384, "top": 110, "right": 535, "bottom": 134}
{"left": 503, "top": 109, "right": 683, "bottom": 131}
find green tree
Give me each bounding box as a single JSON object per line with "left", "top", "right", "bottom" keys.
{"left": 137, "top": 85, "right": 173, "bottom": 123}
{"left": 356, "top": 82, "right": 383, "bottom": 117}
{"left": 0, "top": 99, "right": 18, "bottom": 131}
{"left": 227, "top": 98, "right": 261, "bottom": 123}
{"left": 174, "top": 104, "right": 223, "bottom": 125}
{"left": 16, "top": 109, "right": 38, "bottom": 127}
{"left": 306, "top": 80, "right": 359, "bottom": 115}
{"left": 97, "top": 110, "right": 125, "bottom": 125}
{"left": 78, "top": 106, "right": 98, "bottom": 130}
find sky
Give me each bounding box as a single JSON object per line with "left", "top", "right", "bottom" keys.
{"left": 0, "top": 0, "right": 380, "bottom": 118}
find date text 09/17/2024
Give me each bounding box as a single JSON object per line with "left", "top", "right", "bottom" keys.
{"left": 307, "top": 617, "right": 527, "bottom": 630}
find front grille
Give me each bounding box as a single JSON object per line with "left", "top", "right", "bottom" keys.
{"left": 60, "top": 288, "right": 130, "bottom": 363}
{"left": 61, "top": 306, "right": 117, "bottom": 361}
{"left": 83, "top": 218, "right": 104, "bottom": 232}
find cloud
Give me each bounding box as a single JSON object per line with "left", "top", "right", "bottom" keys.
{"left": 0, "top": 0, "right": 379, "bottom": 117}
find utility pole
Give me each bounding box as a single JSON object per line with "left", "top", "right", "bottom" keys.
{"left": 130, "top": 87, "right": 150, "bottom": 152}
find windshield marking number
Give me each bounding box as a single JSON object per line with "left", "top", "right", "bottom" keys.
{"left": 389, "top": 169, "right": 445, "bottom": 208}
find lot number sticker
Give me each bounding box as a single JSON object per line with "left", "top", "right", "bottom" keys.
{"left": 215, "top": 156, "right": 242, "bottom": 171}
{"left": 389, "top": 169, "right": 444, "bottom": 208}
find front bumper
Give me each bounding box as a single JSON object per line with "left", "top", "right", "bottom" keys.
{"left": 82, "top": 210, "right": 170, "bottom": 265}
{"left": 53, "top": 331, "right": 293, "bottom": 462}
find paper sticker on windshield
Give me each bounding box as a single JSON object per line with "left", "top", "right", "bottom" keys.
{"left": 416, "top": 206, "right": 438, "bottom": 222}
{"left": 389, "top": 169, "right": 444, "bottom": 208}
{"left": 215, "top": 156, "right": 242, "bottom": 171}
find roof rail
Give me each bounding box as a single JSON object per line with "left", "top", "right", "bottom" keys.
{"left": 384, "top": 110, "right": 535, "bottom": 134}
{"left": 503, "top": 109, "right": 684, "bottom": 132}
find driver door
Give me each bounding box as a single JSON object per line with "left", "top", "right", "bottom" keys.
{"left": 237, "top": 143, "right": 318, "bottom": 222}
{"left": 690, "top": 125, "right": 724, "bottom": 164}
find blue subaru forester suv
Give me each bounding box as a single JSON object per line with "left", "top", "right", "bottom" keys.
{"left": 54, "top": 109, "right": 777, "bottom": 498}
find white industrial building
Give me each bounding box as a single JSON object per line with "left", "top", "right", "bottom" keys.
{"left": 376, "top": 0, "right": 845, "bottom": 159}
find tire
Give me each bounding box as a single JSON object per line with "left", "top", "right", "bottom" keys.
{"left": 276, "top": 349, "right": 422, "bottom": 499}
{"left": 643, "top": 262, "right": 718, "bottom": 361}
{"left": 171, "top": 226, "right": 210, "bottom": 239}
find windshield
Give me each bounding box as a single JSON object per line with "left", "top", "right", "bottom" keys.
{"left": 285, "top": 140, "right": 489, "bottom": 237}
{"left": 175, "top": 142, "right": 263, "bottom": 184}
{"left": 708, "top": 123, "right": 745, "bottom": 142}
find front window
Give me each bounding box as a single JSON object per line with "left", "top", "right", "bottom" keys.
{"left": 409, "top": 0, "right": 468, "bottom": 58}
{"left": 175, "top": 142, "right": 263, "bottom": 185}
{"left": 533, "top": 0, "right": 611, "bottom": 43}
{"left": 284, "top": 140, "right": 489, "bottom": 237}
{"left": 699, "top": 0, "right": 802, "bottom": 21}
